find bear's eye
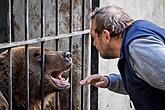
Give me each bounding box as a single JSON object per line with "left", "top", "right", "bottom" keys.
{"left": 34, "top": 51, "right": 40, "bottom": 57}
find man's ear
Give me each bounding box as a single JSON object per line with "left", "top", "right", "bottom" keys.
{"left": 0, "top": 50, "right": 8, "bottom": 61}
{"left": 103, "top": 29, "right": 111, "bottom": 43}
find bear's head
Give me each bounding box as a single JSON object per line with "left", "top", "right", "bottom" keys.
{"left": 0, "top": 46, "right": 72, "bottom": 109}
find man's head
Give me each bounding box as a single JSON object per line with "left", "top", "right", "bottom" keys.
{"left": 90, "top": 5, "right": 133, "bottom": 59}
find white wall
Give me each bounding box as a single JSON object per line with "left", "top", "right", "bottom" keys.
{"left": 99, "top": 58, "right": 133, "bottom": 110}
{"left": 98, "top": 0, "right": 165, "bottom": 110}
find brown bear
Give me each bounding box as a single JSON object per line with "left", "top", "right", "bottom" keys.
{"left": 0, "top": 46, "right": 72, "bottom": 110}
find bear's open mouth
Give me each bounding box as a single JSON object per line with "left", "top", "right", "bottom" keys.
{"left": 48, "top": 69, "right": 70, "bottom": 90}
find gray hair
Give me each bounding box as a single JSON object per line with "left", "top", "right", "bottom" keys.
{"left": 90, "top": 5, "right": 134, "bottom": 37}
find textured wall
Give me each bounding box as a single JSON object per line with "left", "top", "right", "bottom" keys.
{"left": 99, "top": 0, "right": 165, "bottom": 110}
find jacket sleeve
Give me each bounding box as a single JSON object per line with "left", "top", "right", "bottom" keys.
{"left": 129, "top": 36, "right": 165, "bottom": 90}
{"left": 106, "top": 73, "right": 128, "bottom": 95}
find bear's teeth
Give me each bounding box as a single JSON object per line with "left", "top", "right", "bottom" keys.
{"left": 61, "top": 77, "right": 69, "bottom": 84}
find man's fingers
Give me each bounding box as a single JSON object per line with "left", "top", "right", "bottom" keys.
{"left": 86, "top": 76, "right": 96, "bottom": 84}
{"left": 95, "top": 81, "right": 103, "bottom": 87}
{"left": 80, "top": 74, "right": 109, "bottom": 88}
{"left": 80, "top": 76, "right": 93, "bottom": 85}
{"left": 80, "top": 74, "right": 99, "bottom": 85}
{"left": 95, "top": 80, "right": 107, "bottom": 88}
{"left": 80, "top": 80, "right": 86, "bottom": 85}
{"left": 80, "top": 76, "right": 90, "bottom": 85}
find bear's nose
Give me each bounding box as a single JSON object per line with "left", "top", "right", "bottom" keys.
{"left": 65, "top": 52, "right": 72, "bottom": 59}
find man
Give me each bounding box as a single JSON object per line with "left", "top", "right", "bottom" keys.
{"left": 80, "top": 5, "right": 165, "bottom": 110}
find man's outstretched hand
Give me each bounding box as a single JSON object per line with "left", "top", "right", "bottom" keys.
{"left": 80, "top": 74, "right": 109, "bottom": 88}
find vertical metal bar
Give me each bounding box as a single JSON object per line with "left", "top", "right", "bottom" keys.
{"left": 8, "top": 0, "right": 12, "bottom": 43}
{"left": 25, "top": 0, "right": 29, "bottom": 109}
{"left": 69, "top": 0, "right": 73, "bottom": 110}
{"left": 8, "top": 49, "right": 12, "bottom": 110}
{"left": 55, "top": 0, "right": 59, "bottom": 51}
{"left": 91, "top": 0, "right": 100, "bottom": 110}
{"left": 81, "top": 0, "right": 85, "bottom": 110}
{"left": 40, "top": 42, "right": 45, "bottom": 110}
{"left": 40, "top": 0, "right": 45, "bottom": 110}
{"left": 25, "top": 46, "right": 29, "bottom": 110}
{"left": 92, "top": 0, "right": 100, "bottom": 10}
{"left": 55, "top": 1, "right": 59, "bottom": 109}
{"left": 55, "top": 0, "right": 59, "bottom": 36}
{"left": 7, "top": 0, "right": 12, "bottom": 109}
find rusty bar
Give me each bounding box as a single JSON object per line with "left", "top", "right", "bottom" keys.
{"left": 7, "top": 48, "right": 12, "bottom": 110}
{"left": 7, "top": 0, "right": 13, "bottom": 109}
{"left": 91, "top": 0, "right": 100, "bottom": 110}
{"left": 25, "top": 0, "right": 29, "bottom": 41}
{"left": 40, "top": 0, "right": 45, "bottom": 109}
{"left": 0, "top": 30, "right": 90, "bottom": 50}
{"left": 55, "top": 0, "right": 59, "bottom": 35}
{"left": 25, "top": 46, "right": 29, "bottom": 110}
{"left": 55, "top": 0, "right": 59, "bottom": 51}
{"left": 24, "top": 0, "right": 30, "bottom": 109}
{"left": 55, "top": 1, "right": 59, "bottom": 109}
{"left": 68, "top": 0, "right": 73, "bottom": 110}
{"left": 8, "top": 0, "right": 12, "bottom": 43}
{"left": 40, "top": 42, "right": 45, "bottom": 110}
{"left": 81, "top": 0, "right": 86, "bottom": 110}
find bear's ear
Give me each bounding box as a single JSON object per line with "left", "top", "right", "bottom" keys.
{"left": 0, "top": 51, "right": 8, "bottom": 61}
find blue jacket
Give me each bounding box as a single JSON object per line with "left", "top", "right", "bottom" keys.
{"left": 118, "top": 20, "right": 165, "bottom": 110}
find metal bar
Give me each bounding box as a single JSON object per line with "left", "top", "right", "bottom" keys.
{"left": 25, "top": 46, "right": 29, "bottom": 110}
{"left": 55, "top": 0, "right": 59, "bottom": 35}
{"left": 69, "top": 0, "right": 73, "bottom": 33}
{"left": 55, "top": 0, "right": 60, "bottom": 109}
{"left": 91, "top": 0, "right": 100, "bottom": 110}
{"left": 24, "top": 0, "right": 29, "bottom": 110}
{"left": 55, "top": 39, "right": 59, "bottom": 51}
{"left": 0, "top": 30, "right": 90, "bottom": 49}
{"left": 55, "top": 0, "right": 59, "bottom": 51}
{"left": 81, "top": 0, "right": 86, "bottom": 110}
{"left": 8, "top": 48, "right": 12, "bottom": 110}
{"left": 55, "top": 0, "right": 59, "bottom": 50}
{"left": 68, "top": 36, "right": 73, "bottom": 110}
{"left": 92, "top": 0, "right": 100, "bottom": 10}
{"left": 40, "top": 43, "right": 45, "bottom": 110}
{"left": 25, "top": 0, "right": 29, "bottom": 41}
{"left": 8, "top": 0, "right": 12, "bottom": 43}
{"left": 69, "top": 0, "right": 73, "bottom": 110}
{"left": 40, "top": 0, "right": 45, "bottom": 109}
{"left": 7, "top": 0, "right": 13, "bottom": 109}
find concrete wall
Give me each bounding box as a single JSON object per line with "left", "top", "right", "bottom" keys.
{"left": 98, "top": 0, "right": 165, "bottom": 110}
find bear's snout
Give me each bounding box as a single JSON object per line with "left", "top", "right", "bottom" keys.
{"left": 64, "top": 52, "right": 72, "bottom": 61}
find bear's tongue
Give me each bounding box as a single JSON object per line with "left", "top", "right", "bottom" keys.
{"left": 49, "top": 71, "right": 70, "bottom": 89}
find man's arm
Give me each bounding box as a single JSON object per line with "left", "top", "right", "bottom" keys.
{"left": 106, "top": 74, "right": 127, "bottom": 94}
{"left": 80, "top": 73, "right": 127, "bottom": 95}
{"left": 129, "top": 36, "right": 165, "bottom": 90}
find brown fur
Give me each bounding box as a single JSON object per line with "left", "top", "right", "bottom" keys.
{"left": 0, "top": 47, "right": 72, "bottom": 110}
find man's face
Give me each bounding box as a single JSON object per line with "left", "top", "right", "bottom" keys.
{"left": 90, "top": 19, "right": 113, "bottom": 59}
